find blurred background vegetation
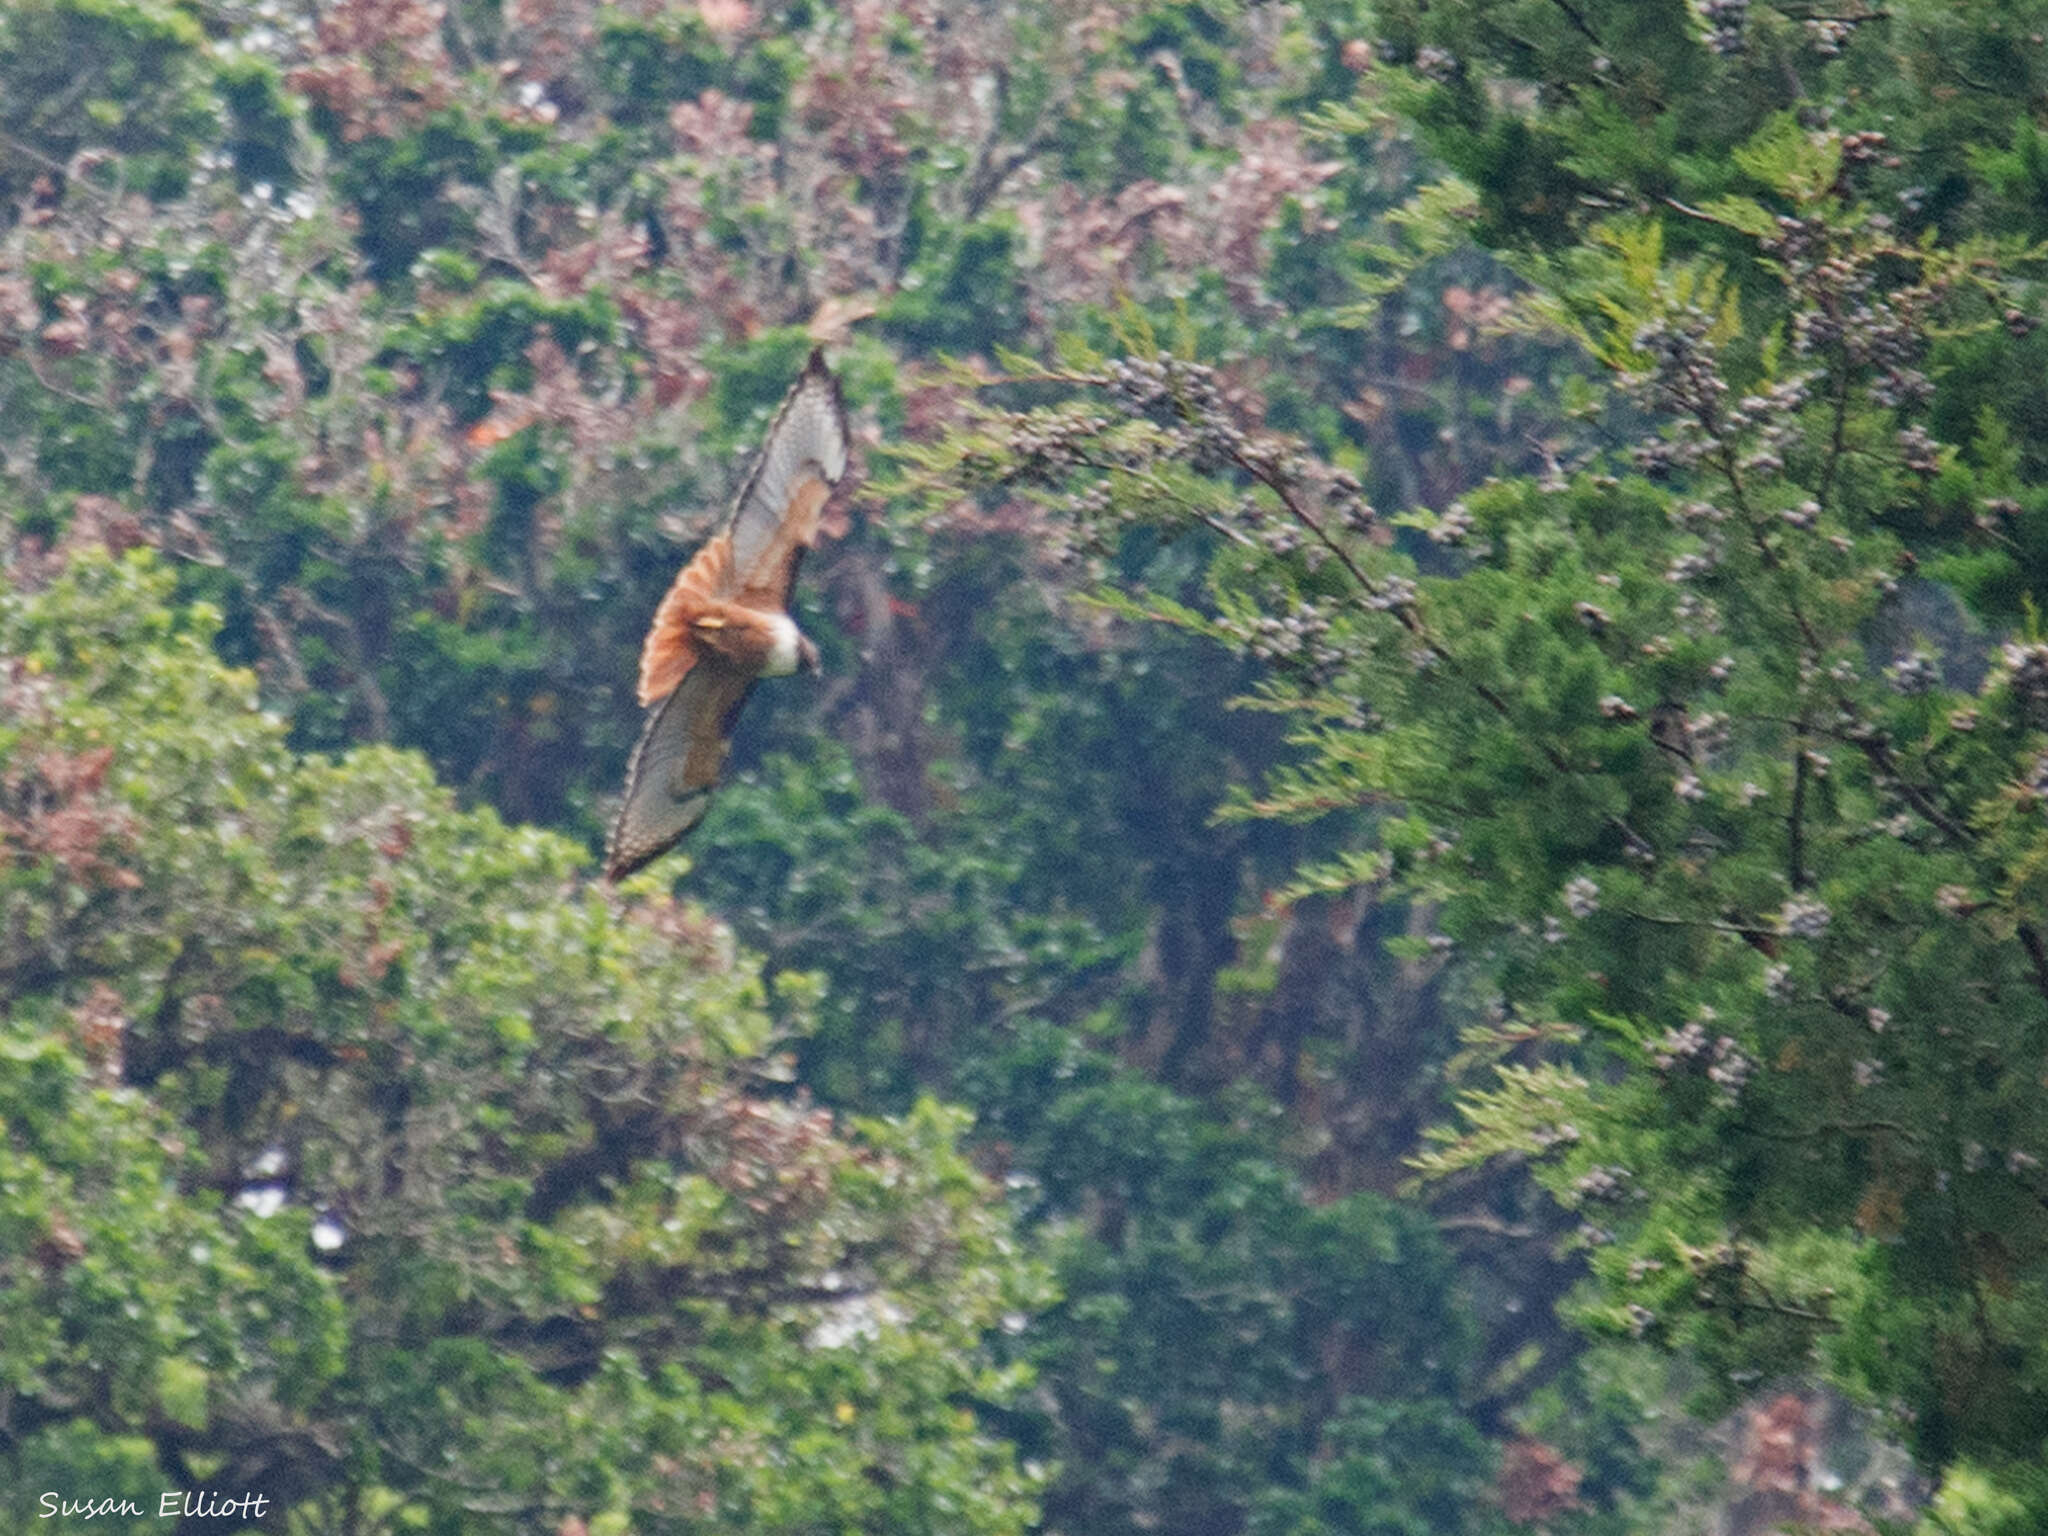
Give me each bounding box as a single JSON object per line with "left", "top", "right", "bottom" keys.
{"left": 6, "top": 0, "right": 2048, "bottom": 1531}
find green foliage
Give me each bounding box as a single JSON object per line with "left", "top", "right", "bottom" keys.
{"left": 882, "top": 214, "right": 1032, "bottom": 354}
{"left": 327, "top": 112, "right": 496, "bottom": 281}
{"left": 593, "top": 10, "right": 731, "bottom": 126}
{"left": 0, "top": 552, "right": 1044, "bottom": 1532}
{"left": 0, "top": 1016, "right": 347, "bottom": 1456}
{"left": 36, "top": 0, "right": 2048, "bottom": 1529}
{"left": 903, "top": 12, "right": 2048, "bottom": 1505}
{"left": 0, "top": 0, "right": 215, "bottom": 205}
{"left": 1917, "top": 1462, "right": 2048, "bottom": 1536}
{"left": 1248, "top": 1400, "right": 1508, "bottom": 1536}
{"left": 973, "top": 1035, "right": 1484, "bottom": 1536}
{"left": 216, "top": 56, "right": 298, "bottom": 191}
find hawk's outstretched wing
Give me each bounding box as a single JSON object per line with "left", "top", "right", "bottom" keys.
{"left": 636, "top": 350, "right": 849, "bottom": 706}
{"left": 606, "top": 655, "right": 756, "bottom": 880}
{"left": 609, "top": 349, "right": 851, "bottom": 880}
{"left": 726, "top": 347, "right": 849, "bottom": 602}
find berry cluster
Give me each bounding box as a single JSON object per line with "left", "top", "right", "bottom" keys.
{"left": 1648, "top": 1019, "right": 1757, "bottom": 1104}
{"left": 1885, "top": 651, "right": 1939, "bottom": 696}
{"left": 1779, "top": 896, "right": 1833, "bottom": 939}
{"left": 1697, "top": 0, "right": 1748, "bottom": 56}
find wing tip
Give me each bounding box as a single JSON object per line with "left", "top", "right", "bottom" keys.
{"left": 602, "top": 812, "right": 685, "bottom": 883}
{"left": 799, "top": 348, "right": 849, "bottom": 476}
{"left": 602, "top": 815, "right": 648, "bottom": 883}
{"left": 606, "top": 683, "right": 717, "bottom": 882}
{"left": 604, "top": 791, "right": 709, "bottom": 883}
{"left": 602, "top": 848, "right": 647, "bottom": 883}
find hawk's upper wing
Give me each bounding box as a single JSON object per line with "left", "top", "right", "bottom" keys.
{"left": 724, "top": 347, "right": 849, "bottom": 607}
{"left": 606, "top": 654, "right": 757, "bottom": 881}
{"left": 634, "top": 348, "right": 851, "bottom": 706}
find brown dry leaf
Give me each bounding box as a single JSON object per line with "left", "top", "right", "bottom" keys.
{"left": 1732, "top": 1393, "right": 1812, "bottom": 1495}
{"left": 698, "top": 0, "right": 750, "bottom": 33}
{"left": 808, "top": 293, "right": 879, "bottom": 345}
{"left": 1496, "top": 1437, "right": 1583, "bottom": 1524}
{"left": 1854, "top": 1180, "right": 1903, "bottom": 1239}
{"left": 466, "top": 401, "right": 541, "bottom": 449}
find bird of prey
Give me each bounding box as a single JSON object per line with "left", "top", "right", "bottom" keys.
{"left": 605, "top": 349, "right": 850, "bottom": 880}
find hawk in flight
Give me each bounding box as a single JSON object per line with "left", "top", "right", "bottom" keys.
{"left": 605, "top": 349, "right": 851, "bottom": 880}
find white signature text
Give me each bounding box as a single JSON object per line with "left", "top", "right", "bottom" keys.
{"left": 38, "top": 1491, "right": 273, "bottom": 1521}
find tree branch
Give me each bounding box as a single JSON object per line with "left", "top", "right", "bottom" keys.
{"left": 1546, "top": 0, "right": 1604, "bottom": 50}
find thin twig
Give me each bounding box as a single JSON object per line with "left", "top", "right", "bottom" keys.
{"left": 1788, "top": 727, "right": 1810, "bottom": 891}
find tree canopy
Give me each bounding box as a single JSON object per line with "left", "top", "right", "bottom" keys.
{"left": 8, "top": 0, "right": 2048, "bottom": 1533}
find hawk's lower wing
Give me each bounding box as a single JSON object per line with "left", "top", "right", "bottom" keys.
{"left": 605, "top": 657, "right": 756, "bottom": 881}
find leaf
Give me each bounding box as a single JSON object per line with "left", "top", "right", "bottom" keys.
{"left": 1276, "top": 848, "right": 1394, "bottom": 902}
{"left": 158, "top": 1357, "right": 209, "bottom": 1431}
{"left": 1695, "top": 195, "right": 1779, "bottom": 240}
{"left": 1731, "top": 114, "right": 1842, "bottom": 204}
{"left": 1407, "top": 1064, "right": 1592, "bottom": 1184}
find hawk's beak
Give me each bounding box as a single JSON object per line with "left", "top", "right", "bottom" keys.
{"left": 798, "top": 636, "right": 822, "bottom": 674}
